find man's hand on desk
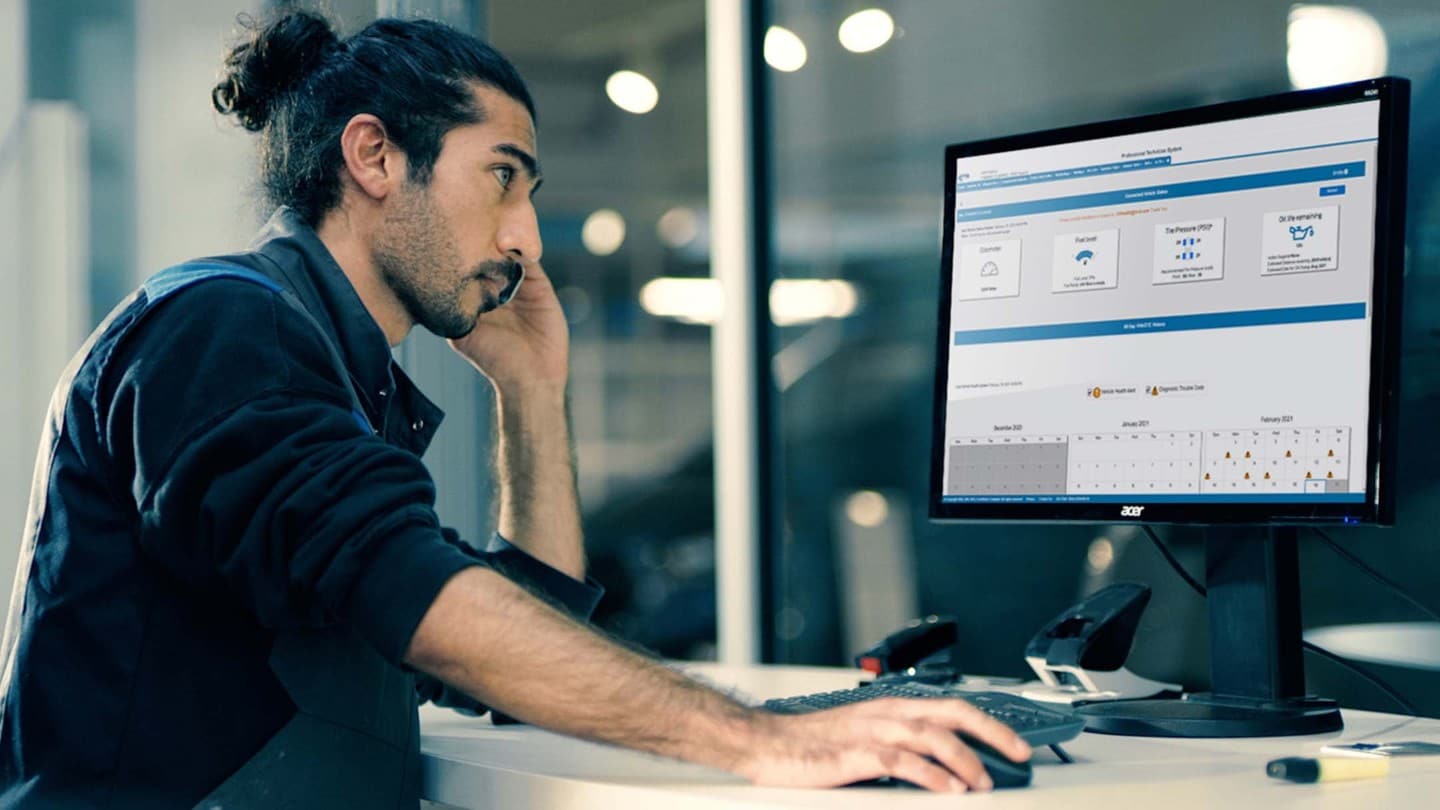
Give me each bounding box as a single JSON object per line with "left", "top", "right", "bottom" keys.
{"left": 739, "top": 698, "right": 1031, "bottom": 793}
{"left": 406, "top": 567, "right": 1029, "bottom": 794}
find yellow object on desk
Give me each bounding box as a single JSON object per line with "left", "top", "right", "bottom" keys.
{"left": 1266, "top": 756, "right": 1390, "bottom": 783}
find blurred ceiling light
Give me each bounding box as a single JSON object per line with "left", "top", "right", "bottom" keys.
{"left": 1086, "top": 538, "right": 1115, "bottom": 574}
{"left": 1287, "top": 5, "right": 1387, "bottom": 90}
{"left": 845, "top": 490, "right": 890, "bottom": 528}
{"left": 605, "top": 70, "right": 659, "bottom": 114}
{"left": 638, "top": 278, "right": 859, "bottom": 326}
{"left": 581, "top": 209, "right": 626, "bottom": 256}
{"left": 764, "top": 25, "right": 808, "bottom": 72}
{"left": 769, "top": 279, "right": 858, "bottom": 326}
{"left": 639, "top": 278, "right": 723, "bottom": 325}
{"left": 656, "top": 206, "right": 701, "bottom": 248}
{"left": 838, "top": 9, "right": 895, "bottom": 54}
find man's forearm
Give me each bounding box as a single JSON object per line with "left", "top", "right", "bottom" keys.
{"left": 406, "top": 566, "right": 757, "bottom": 770}
{"left": 493, "top": 383, "right": 585, "bottom": 579}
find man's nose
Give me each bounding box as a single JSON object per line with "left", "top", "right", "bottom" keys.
{"left": 499, "top": 201, "right": 542, "bottom": 265}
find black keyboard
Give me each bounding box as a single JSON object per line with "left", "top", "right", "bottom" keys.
{"left": 762, "top": 682, "right": 1085, "bottom": 747}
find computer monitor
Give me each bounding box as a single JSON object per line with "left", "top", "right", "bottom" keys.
{"left": 928, "top": 78, "right": 1410, "bottom": 736}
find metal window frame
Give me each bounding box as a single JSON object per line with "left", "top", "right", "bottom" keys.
{"left": 708, "top": 0, "right": 778, "bottom": 665}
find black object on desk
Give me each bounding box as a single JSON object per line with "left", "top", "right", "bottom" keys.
{"left": 853, "top": 614, "right": 964, "bottom": 683}
{"left": 1022, "top": 583, "right": 1181, "bottom": 703}
{"left": 1026, "top": 583, "right": 1149, "bottom": 674}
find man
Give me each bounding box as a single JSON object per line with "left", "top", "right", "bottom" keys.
{"left": 0, "top": 11, "right": 1029, "bottom": 807}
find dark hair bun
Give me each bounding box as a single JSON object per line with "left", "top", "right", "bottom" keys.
{"left": 212, "top": 11, "right": 339, "bottom": 132}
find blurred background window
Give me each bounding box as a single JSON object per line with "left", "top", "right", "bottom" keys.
{"left": 485, "top": 0, "right": 719, "bottom": 659}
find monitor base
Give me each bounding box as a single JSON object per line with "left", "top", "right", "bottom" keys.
{"left": 1075, "top": 693, "right": 1343, "bottom": 737}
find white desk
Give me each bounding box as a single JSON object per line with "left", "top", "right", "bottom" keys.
{"left": 420, "top": 664, "right": 1440, "bottom": 809}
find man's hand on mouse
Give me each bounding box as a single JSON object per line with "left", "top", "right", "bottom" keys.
{"left": 734, "top": 698, "right": 1032, "bottom": 793}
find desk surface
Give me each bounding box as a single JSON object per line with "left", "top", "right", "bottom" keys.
{"left": 420, "top": 664, "right": 1440, "bottom": 809}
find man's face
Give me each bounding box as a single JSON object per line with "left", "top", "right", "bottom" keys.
{"left": 372, "top": 84, "right": 543, "bottom": 339}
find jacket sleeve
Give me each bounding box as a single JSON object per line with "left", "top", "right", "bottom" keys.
{"left": 414, "top": 529, "right": 605, "bottom": 714}
{"left": 102, "top": 280, "right": 478, "bottom": 666}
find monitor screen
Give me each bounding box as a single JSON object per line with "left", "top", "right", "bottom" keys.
{"left": 930, "top": 79, "right": 1407, "bottom": 525}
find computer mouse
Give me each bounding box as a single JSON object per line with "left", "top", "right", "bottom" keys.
{"left": 848, "top": 733, "right": 1032, "bottom": 790}
{"left": 959, "top": 733, "right": 1032, "bottom": 789}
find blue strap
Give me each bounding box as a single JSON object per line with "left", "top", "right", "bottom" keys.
{"left": 142, "top": 261, "right": 375, "bottom": 435}
{"left": 143, "top": 261, "right": 284, "bottom": 302}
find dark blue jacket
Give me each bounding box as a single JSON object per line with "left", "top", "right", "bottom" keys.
{"left": 0, "top": 208, "right": 600, "bottom": 808}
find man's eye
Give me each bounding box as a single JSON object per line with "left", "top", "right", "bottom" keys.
{"left": 494, "top": 166, "right": 515, "bottom": 189}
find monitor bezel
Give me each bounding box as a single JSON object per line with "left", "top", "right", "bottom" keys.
{"left": 928, "top": 77, "right": 1409, "bottom": 526}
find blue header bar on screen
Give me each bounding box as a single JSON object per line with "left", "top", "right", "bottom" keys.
{"left": 954, "top": 303, "right": 1366, "bottom": 346}
{"left": 954, "top": 161, "right": 1366, "bottom": 222}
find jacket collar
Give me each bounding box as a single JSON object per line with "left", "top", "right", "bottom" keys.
{"left": 247, "top": 207, "right": 444, "bottom": 454}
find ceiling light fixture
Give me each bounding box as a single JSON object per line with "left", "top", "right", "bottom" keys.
{"left": 656, "top": 207, "right": 701, "bottom": 248}
{"left": 581, "top": 209, "right": 626, "bottom": 256}
{"left": 845, "top": 490, "right": 890, "bottom": 528}
{"left": 764, "top": 25, "right": 808, "bottom": 72}
{"left": 638, "top": 278, "right": 858, "bottom": 326}
{"left": 639, "top": 278, "right": 723, "bottom": 325}
{"left": 838, "top": 9, "right": 895, "bottom": 54}
{"left": 605, "top": 70, "right": 659, "bottom": 114}
{"left": 769, "top": 279, "right": 859, "bottom": 326}
{"left": 1287, "top": 5, "right": 1387, "bottom": 90}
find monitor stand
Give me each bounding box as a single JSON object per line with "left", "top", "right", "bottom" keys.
{"left": 1074, "top": 526, "right": 1343, "bottom": 737}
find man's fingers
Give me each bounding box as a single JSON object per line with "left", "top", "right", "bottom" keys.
{"left": 864, "top": 718, "right": 992, "bottom": 790}
{"left": 891, "top": 720, "right": 993, "bottom": 791}
{"left": 868, "top": 748, "right": 964, "bottom": 794}
{"left": 864, "top": 698, "right": 1031, "bottom": 762}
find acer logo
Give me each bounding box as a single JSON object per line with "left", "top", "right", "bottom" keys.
{"left": 1120, "top": 505, "right": 1145, "bottom": 517}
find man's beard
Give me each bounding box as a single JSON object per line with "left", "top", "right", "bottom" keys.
{"left": 372, "top": 185, "right": 523, "bottom": 339}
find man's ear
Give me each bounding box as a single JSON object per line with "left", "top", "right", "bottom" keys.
{"left": 338, "top": 113, "right": 407, "bottom": 201}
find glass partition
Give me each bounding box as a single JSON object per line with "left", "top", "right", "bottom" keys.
{"left": 490, "top": 0, "right": 719, "bottom": 658}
